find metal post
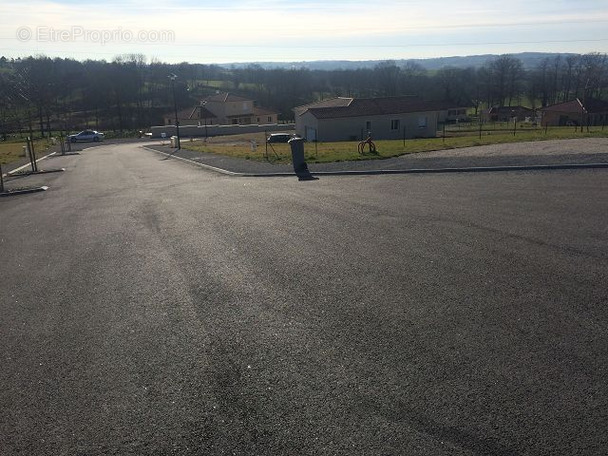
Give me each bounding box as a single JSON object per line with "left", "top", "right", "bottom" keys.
{"left": 168, "top": 73, "right": 181, "bottom": 150}
{"left": 31, "top": 138, "right": 37, "bottom": 172}
{"left": 0, "top": 163, "right": 4, "bottom": 193}
{"left": 27, "top": 137, "right": 38, "bottom": 172}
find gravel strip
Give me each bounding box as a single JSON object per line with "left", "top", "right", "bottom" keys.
{"left": 147, "top": 138, "right": 608, "bottom": 174}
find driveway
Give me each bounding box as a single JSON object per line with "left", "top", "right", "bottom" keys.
{"left": 1, "top": 141, "right": 607, "bottom": 455}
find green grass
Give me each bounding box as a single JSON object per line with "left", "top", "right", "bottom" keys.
{"left": 203, "top": 80, "right": 229, "bottom": 89}
{"left": 0, "top": 138, "right": 55, "bottom": 165}
{"left": 181, "top": 126, "right": 608, "bottom": 164}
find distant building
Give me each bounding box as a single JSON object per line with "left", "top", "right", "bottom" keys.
{"left": 293, "top": 96, "right": 447, "bottom": 142}
{"left": 481, "top": 106, "right": 534, "bottom": 123}
{"left": 540, "top": 98, "right": 608, "bottom": 127}
{"left": 164, "top": 92, "right": 279, "bottom": 126}
{"left": 441, "top": 107, "right": 471, "bottom": 123}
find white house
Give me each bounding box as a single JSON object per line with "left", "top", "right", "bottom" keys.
{"left": 294, "top": 96, "right": 447, "bottom": 142}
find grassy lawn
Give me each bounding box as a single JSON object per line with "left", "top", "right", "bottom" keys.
{"left": 181, "top": 127, "right": 608, "bottom": 164}
{"left": 0, "top": 138, "right": 55, "bottom": 166}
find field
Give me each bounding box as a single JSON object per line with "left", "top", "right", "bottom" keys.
{"left": 181, "top": 125, "right": 608, "bottom": 164}
{"left": 0, "top": 138, "right": 55, "bottom": 166}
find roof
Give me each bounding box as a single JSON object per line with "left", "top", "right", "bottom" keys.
{"left": 189, "top": 105, "right": 216, "bottom": 119}
{"left": 170, "top": 108, "right": 196, "bottom": 120}
{"left": 298, "top": 96, "right": 448, "bottom": 120}
{"left": 541, "top": 98, "right": 608, "bottom": 114}
{"left": 295, "top": 97, "right": 354, "bottom": 111}
{"left": 254, "top": 106, "right": 279, "bottom": 116}
{"left": 202, "top": 92, "right": 252, "bottom": 103}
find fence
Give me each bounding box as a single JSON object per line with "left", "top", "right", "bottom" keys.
{"left": 150, "top": 122, "right": 295, "bottom": 139}
{"left": 441, "top": 120, "right": 606, "bottom": 140}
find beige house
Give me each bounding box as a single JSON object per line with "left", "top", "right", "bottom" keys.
{"left": 195, "top": 92, "right": 280, "bottom": 125}
{"left": 294, "top": 96, "right": 445, "bottom": 142}
{"left": 165, "top": 92, "right": 279, "bottom": 126}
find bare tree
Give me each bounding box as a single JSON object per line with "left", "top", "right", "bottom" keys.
{"left": 374, "top": 61, "right": 401, "bottom": 97}
{"left": 482, "top": 55, "right": 525, "bottom": 106}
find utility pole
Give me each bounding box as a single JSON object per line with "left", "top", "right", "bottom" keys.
{"left": 168, "top": 73, "right": 181, "bottom": 149}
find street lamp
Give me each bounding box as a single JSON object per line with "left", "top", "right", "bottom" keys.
{"left": 168, "top": 73, "right": 181, "bottom": 149}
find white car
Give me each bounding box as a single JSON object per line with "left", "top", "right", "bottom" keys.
{"left": 68, "top": 130, "right": 105, "bottom": 143}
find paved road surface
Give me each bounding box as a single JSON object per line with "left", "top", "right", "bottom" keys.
{"left": 1, "top": 143, "right": 607, "bottom": 455}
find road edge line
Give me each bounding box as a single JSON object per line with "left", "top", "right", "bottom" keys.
{"left": 142, "top": 146, "right": 608, "bottom": 177}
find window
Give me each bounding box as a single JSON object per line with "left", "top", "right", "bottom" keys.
{"left": 365, "top": 121, "right": 372, "bottom": 131}
{"left": 268, "top": 116, "right": 272, "bottom": 122}
{"left": 391, "top": 119, "right": 400, "bottom": 130}
{"left": 418, "top": 116, "right": 428, "bottom": 128}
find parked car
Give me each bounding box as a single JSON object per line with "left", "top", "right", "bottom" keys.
{"left": 68, "top": 130, "right": 105, "bottom": 143}
{"left": 266, "top": 133, "right": 293, "bottom": 143}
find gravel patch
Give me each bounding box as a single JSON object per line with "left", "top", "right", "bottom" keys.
{"left": 146, "top": 138, "right": 608, "bottom": 174}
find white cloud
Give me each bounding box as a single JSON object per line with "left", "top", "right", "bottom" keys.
{"left": 0, "top": 0, "right": 607, "bottom": 62}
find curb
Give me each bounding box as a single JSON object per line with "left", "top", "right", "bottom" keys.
{"left": 309, "top": 162, "right": 608, "bottom": 176}
{"left": 144, "top": 146, "right": 608, "bottom": 177}
{"left": 0, "top": 186, "right": 49, "bottom": 197}
{"left": 2, "top": 151, "right": 58, "bottom": 177}
{"left": 7, "top": 168, "right": 66, "bottom": 179}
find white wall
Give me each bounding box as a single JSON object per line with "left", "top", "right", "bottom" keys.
{"left": 296, "top": 112, "right": 439, "bottom": 142}
{"left": 150, "top": 123, "right": 295, "bottom": 138}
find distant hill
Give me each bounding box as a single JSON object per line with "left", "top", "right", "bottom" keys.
{"left": 223, "top": 52, "right": 580, "bottom": 71}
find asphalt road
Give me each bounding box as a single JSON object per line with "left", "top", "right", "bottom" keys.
{"left": 1, "top": 143, "right": 607, "bottom": 455}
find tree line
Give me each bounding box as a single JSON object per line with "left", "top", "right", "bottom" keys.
{"left": 0, "top": 52, "right": 606, "bottom": 139}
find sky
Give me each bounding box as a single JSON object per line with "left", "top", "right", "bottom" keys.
{"left": 1, "top": 0, "right": 607, "bottom": 64}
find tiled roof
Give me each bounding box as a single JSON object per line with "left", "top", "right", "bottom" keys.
{"left": 295, "top": 97, "right": 354, "bottom": 110}
{"left": 172, "top": 108, "right": 196, "bottom": 119}
{"left": 203, "top": 92, "right": 252, "bottom": 103}
{"left": 189, "top": 105, "right": 216, "bottom": 119}
{"left": 302, "top": 96, "right": 448, "bottom": 120}
{"left": 541, "top": 98, "right": 608, "bottom": 113}
{"left": 540, "top": 100, "right": 582, "bottom": 113}
{"left": 254, "top": 106, "right": 279, "bottom": 116}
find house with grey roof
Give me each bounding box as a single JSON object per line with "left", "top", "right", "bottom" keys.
{"left": 293, "top": 96, "right": 446, "bottom": 142}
